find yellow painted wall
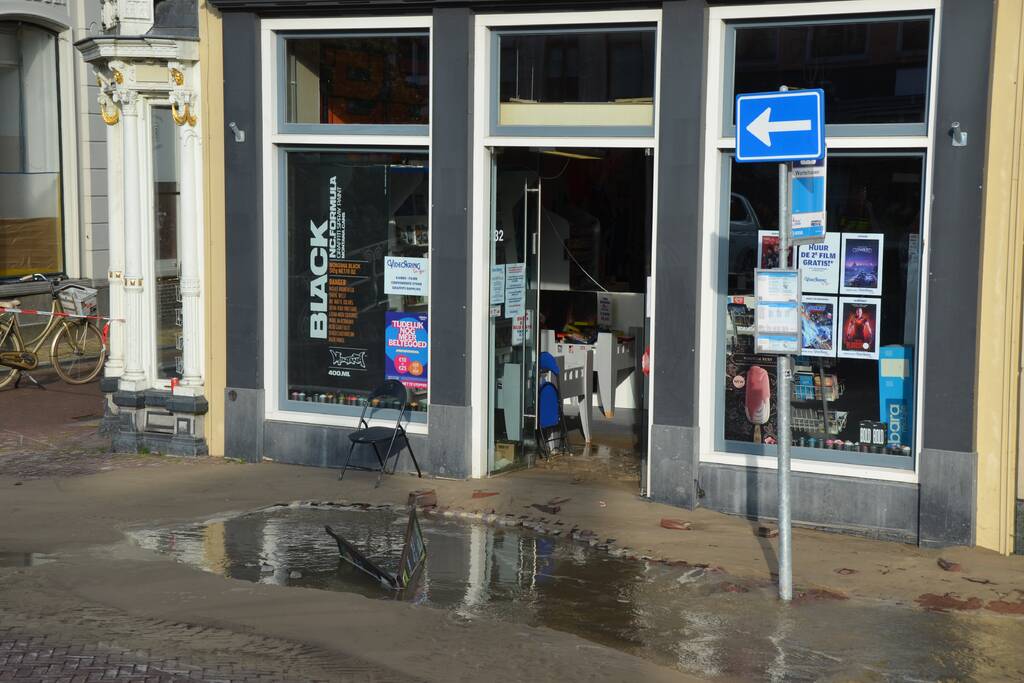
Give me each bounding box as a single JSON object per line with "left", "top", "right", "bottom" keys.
{"left": 199, "top": 0, "right": 226, "bottom": 457}
{"left": 975, "top": 0, "right": 1024, "bottom": 555}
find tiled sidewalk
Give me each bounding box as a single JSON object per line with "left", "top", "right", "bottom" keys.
{"left": 0, "top": 633, "right": 285, "bottom": 682}
{"left": 0, "top": 631, "right": 388, "bottom": 682}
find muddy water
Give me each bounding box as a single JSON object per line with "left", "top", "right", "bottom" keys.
{"left": 132, "top": 505, "right": 1024, "bottom": 681}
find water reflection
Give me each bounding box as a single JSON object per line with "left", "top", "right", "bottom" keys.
{"left": 131, "top": 506, "right": 1024, "bottom": 680}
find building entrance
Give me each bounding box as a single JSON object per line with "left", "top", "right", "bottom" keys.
{"left": 487, "top": 148, "right": 653, "bottom": 479}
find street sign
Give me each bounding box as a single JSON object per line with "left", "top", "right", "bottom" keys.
{"left": 754, "top": 269, "right": 801, "bottom": 355}
{"left": 790, "top": 158, "right": 827, "bottom": 244}
{"left": 735, "top": 89, "right": 825, "bottom": 163}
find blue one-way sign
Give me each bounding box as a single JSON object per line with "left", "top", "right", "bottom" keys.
{"left": 735, "top": 89, "right": 825, "bottom": 163}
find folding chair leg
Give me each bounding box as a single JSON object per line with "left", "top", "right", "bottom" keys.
{"left": 405, "top": 437, "right": 422, "bottom": 478}
{"left": 373, "top": 442, "right": 387, "bottom": 488}
{"left": 338, "top": 441, "right": 357, "bottom": 481}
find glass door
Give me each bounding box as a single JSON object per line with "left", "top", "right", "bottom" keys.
{"left": 488, "top": 150, "right": 541, "bottom": 473}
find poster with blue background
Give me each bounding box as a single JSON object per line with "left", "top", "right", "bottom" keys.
{"left": 385, "top": 312, "right": 429, "bottom": 390}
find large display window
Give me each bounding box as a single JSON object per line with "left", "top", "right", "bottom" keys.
{"left": 719, "top": 154, "right": 923, "bottom": 468}
{"left": 0, "top": 22, "right": 63, "bottom": 280}
{"left": 705, "top": 4, "right": 937, "bottom": 473}
{"left": 281, "top": 150, "right": 429, "bottom": 422}
{"left": 266, "top": 18, "right": 432, "bottom": 426}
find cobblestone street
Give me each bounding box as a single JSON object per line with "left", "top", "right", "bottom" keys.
{"left": 0, "top": 633, "right": 303, "bottom": 682}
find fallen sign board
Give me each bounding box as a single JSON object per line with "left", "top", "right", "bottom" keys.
{"left": 324, "top": 508, "right": 427, "bottom": 591}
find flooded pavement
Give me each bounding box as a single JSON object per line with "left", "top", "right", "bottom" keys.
{"left": 0, "top": 552, "right": 55, "bottom": 567}
{"left": 132, "top": 504, "right": 1024, "bottom": 681}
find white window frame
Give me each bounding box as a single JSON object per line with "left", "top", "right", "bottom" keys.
{"left": 0, "top": 18, "right": 81, "bottom": 280}
{"left": 470, "top": 9, "right": 663, "bottom": 478}
{"left": 698, "top": 0, "right": 942, "bottom": 485}
{"left": 261, "top": 15, "right": 433, "bottom": 434}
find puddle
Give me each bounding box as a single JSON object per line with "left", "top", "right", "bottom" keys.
{"left": 132, "top": 505, "right": 1024, "bottom": 680}
{"left": 0, "top": 552, "right": 55, "bottom": 567}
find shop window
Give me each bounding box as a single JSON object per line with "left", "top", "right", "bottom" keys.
{"left": 283, "top": 150, "right": 429, "bottom": 422}
{"left": 283, "top": 33, "right": 429, "bottom": 128}
{"left": 719, "top": 154, "right": 923, "bottom": 469}
{"left": 494, "top": 27, "right": 656, "bottom": 133}
{"left": 152, "top": 107, "right": 182, "bottom": 380}
{"left": 730, "top": 17, "right": 931, "bottom": 127}
{"left": 0, "top": 22, "right": 63, "bottom": 280}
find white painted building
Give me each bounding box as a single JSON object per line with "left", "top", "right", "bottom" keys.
{"left": 76, "top": 0, "right": 208, "bottom": 455}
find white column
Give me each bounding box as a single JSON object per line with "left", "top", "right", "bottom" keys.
{"left": 178, "top": 124, "right": 202, "bottom": 389}
{"left": 120, "top": 90, "right": 146, "bottom": 387}
{"left": 102, "top": 88, "right": 125, "bottom": 378}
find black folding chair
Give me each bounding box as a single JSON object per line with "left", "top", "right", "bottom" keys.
{"left": 338, "top": 380, "right": 422, "bottom": 487}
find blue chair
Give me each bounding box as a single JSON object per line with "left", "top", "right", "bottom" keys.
{"left": 537, "top": 352, "right": 569, "bottom": 457}
{"left": 338, "top": 380, "right": 422, "bottom": 487}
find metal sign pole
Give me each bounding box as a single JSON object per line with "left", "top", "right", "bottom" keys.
{"left": 777, "top": 159, "right": 793, "bottom": 602}
{"left": 736, "top": 83, "right": 824, "bottom": 603}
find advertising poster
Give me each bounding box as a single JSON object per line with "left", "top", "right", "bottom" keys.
{"left": 724, "top": 352, "right": 779, "bottom": 444}
{"left": 287, "top": 156, "right": 388, "bottom": 393}
{"left": 839, "top": 297, "right": 880, "bottom": 359}
{"left": 790, "top": 158, "right": 827, "bottom": 244}
{"left": 840, "top": 233, "right": 884, "bottom": 296}
{"left": 490, "top": 265, "right": 505, "bottom": 305}
{"left": 800, "top": 296, "right": 838, "bottom": 357}
{"left": 511, "top": 310, "right": 532, "bottom": 346}
{"left": 384, "top": 312, "right": 429, "bottom": 390}
{"left": 756, "top": 230, "right": 794, "bottom": 270}
{"left": 505, "top": 263, "right": 526, "bottom": 318}
{"left": 384, "top": 256, "right": 429, "bottom": 297}
{"left": 797, "top": 232, "right": 841, "bottom": 293}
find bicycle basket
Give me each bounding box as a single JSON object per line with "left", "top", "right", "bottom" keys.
{"left": 57, "top": 284, "right": 99, "bottom": 317}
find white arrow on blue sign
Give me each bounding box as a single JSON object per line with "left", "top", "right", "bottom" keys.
{"left": 735, "top": 89, "right": 825, "bottom": 163}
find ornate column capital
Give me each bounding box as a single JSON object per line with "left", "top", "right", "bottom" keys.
{"left": 169, "top": 63, "right": 197, "bottom": 127}
{"left": 95, "top": 60, "right": 140, "bottom": 119}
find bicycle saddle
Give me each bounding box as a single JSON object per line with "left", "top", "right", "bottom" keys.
{"left": 0, "top": 299, "right": 20, "bottom": 308}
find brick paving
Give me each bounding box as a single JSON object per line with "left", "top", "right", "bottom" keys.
{"left": 0, "top": 632, "right": 286, "bottom": 681}
{"left": 0, "top": 609, "right": 411, "bottom": 683}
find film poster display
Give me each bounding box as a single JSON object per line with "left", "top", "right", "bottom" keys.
{"left": 724, "top": 351, "right": 780, "bottom": 444}
{"left": 287, "top": 155, "right": 391, "bottom": 396}
{"left": 756, "top": 230, "right": 795, "bottom": 270}
{"left": 800, "top": 296, "right": 837, "bottom": 357}
{"left": 840, "top": 233, "right": 884, "bottom": 296}
{"left": 797, "top": 233, "right": 841, "bottom": 294}
{"left": 839, "top": 297, "right": 880, "bottom": 359}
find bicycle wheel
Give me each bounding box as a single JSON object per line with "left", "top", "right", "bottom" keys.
{"left": 51, "top": 321, "right": 105, "bottom": 384}
{"left": 0, "top": 324, "right": 23, "bottom": 390}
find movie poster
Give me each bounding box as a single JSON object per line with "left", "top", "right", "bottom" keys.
{"left": 756, "top": 230, "right": 795, "bottom": 270}
{"left": 838, "top": 297, "right": 880, "bottom": 359}
{"left": 286, "top": 155, "right": 389, "bottom": 394}
{"left": 800, "top": 296, "right": 838, "bottom": 357}
{"left": 840, "top": 233, "right": 884, "bottom": 296}
{"left": 724, "top": 352, "right": 779, "bottom": 444}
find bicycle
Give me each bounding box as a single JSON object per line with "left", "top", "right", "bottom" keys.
{"left": 0, "top": 274, "right": 107, "bottom": 389}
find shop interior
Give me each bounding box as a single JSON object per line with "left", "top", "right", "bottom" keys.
{"left": 488, "top": 147, "right": 653, "bottom": 480}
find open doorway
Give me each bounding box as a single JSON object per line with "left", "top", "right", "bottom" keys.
{"left": 487, "top": 147, "right": 654, "bottom": 484}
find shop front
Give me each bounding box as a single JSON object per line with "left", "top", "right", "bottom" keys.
{"left": 211, "top": 0, "right": 993, "bottom": 548}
